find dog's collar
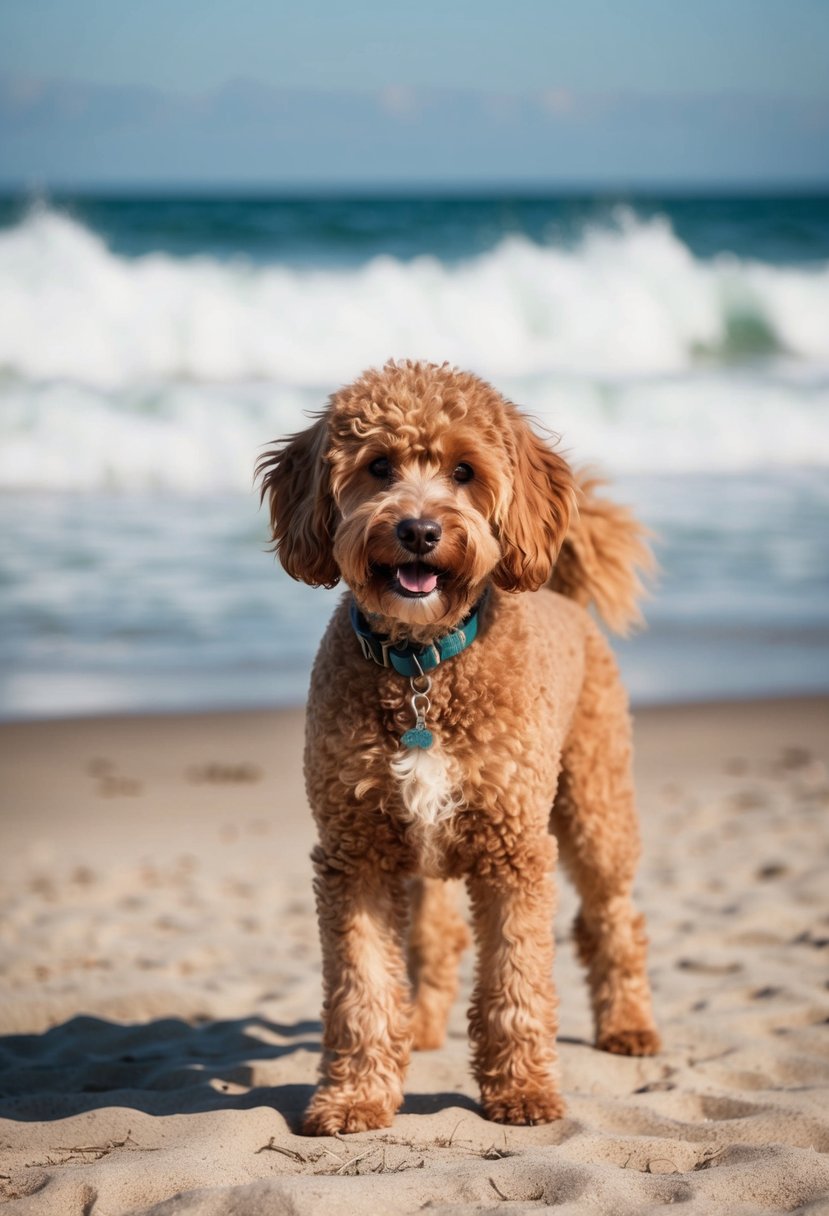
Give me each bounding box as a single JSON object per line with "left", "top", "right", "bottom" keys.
{"left": 350, "top": 593, "right": 487, "bottom": 676}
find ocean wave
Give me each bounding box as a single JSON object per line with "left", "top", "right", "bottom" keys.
{"left": 2, "top": 204, "right": 829, "bottom": 492}
{"left": 2, "top": 374, "right": 828, "bottom": 493}
{"left": 2, "top": 204, "right": 829, "bottom": 388}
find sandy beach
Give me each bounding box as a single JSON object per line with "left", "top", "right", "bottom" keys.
{"left": 1, "top": 697, "right": 828, "bottom": 1215}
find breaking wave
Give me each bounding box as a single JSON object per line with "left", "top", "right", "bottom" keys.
{"left": 4, "top": 203, "right": 829, "bottom": 384}
{"left": 1, "top": 204, "right": 828, "bottom": 491}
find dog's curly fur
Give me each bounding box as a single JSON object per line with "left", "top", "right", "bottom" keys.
{"left": 258, "top": 360, "right": 660, "bottom": 1136}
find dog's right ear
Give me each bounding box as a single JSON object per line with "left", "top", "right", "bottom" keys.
{"left": 256, "top": 415, "right": 340, "bottom": 587}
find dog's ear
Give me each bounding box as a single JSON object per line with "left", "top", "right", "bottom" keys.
{"left": 492, "top": 406, "right": 576, "bottom": 593}
{"left": 256, "top": 415, "right": 340, "bottom": 587}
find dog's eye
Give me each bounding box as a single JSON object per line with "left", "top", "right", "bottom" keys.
{"left": 368, "top": 456, "right": 392, "bottom": 480}
{"left": 452, "top": 462, "right": 474, "bottom": 484}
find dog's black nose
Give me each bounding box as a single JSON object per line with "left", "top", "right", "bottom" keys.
{"left": 396, "top": 517, "right": 442, "bottom": 554}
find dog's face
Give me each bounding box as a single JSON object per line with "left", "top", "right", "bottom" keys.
{"left": 258, "top": 362, "right": 575, "bottom": 637}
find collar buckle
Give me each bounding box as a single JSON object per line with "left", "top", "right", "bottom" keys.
{"left": 356, "top": 631, "right": 395, "bottom": 668}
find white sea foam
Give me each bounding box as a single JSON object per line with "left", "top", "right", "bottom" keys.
{"left": 1, "top": 372, "right": 827, "bottom": 493}
{"left": 1, "top": 205, "right": 829, "bottom": 492}
{"left": 4, "top": 204, "right": 829, "bottom": 385}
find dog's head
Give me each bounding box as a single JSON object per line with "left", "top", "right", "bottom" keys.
{"left": 257, "top": 361, "right": 576, "bottom": 638}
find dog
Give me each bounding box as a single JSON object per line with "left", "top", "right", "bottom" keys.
{"left": 257, "top": 359, "right": 660, "bottom": 1136}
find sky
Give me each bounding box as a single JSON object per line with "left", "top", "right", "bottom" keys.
{"left": 1, "top": 0, "right": 828, "bottom": 188}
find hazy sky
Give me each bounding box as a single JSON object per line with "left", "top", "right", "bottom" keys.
{"left": 4, "top": 0, "right": 829, "bottom": 97}
{"left": 1, "top": 0, "right": 828, "bottom": 187}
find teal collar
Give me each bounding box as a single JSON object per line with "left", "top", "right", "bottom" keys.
{"left": 350, "top": 593, "right": 487, "bottom": 676}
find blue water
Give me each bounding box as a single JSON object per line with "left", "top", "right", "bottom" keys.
{"left": 1, "top": 192, "right": 828, "bottom": 718}
{"left": 3, "top": 192, "right": 828, "bottom": 266}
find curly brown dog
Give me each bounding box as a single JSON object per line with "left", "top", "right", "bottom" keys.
{"left": 258, "top": 359, "right": 660, "bottom": 1136}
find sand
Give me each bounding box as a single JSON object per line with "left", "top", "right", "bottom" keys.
{"left": 1, "top": 697, "right": 828, "bottom": 1215}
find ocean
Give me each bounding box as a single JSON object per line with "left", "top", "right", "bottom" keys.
{"left": 1, "top": 192, "right": 828, "bottom": 719}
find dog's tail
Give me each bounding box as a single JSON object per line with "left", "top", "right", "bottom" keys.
{"left": 549, "top": 471, "right": 656, "bottom": 636}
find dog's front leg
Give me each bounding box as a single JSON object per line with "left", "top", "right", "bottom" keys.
{"left": 467, "top": 850, "right": 565, "bottom": 1125}
{"left": 303, "top": 844, "right": 412, "bottom": 1136}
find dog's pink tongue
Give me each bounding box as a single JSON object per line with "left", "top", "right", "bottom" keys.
{"left": 397, "top": 563, "right": 438, "bottom": 594}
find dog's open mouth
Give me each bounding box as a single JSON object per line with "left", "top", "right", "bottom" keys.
{"left": 373, "top": 562, "right": 445, "bottom": 598}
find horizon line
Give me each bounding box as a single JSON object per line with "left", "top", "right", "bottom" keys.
{"left": 2, "top": 178, "right": 829, "bottom": 199}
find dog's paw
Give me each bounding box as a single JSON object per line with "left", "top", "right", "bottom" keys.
{"left": 482, "top": 1086, "right": 566, "bottom": 1126}
{"left": 302, "top": 1090, "right": 396, "bottom": 1136}
{"left": 598, "top": 1027, "right": 661, "bottom": 1056}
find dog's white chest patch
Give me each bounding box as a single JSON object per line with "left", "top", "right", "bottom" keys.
{"left": 390, "top": 745, "right": 463, "bottom": 827}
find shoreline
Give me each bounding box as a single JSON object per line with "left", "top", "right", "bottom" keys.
{"left": 2, "top": 686, "right": 828, "bottom": 725}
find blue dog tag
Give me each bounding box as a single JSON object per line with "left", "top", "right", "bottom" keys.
{"left": 401, "top": 726, "right": 433, "bottom": 750}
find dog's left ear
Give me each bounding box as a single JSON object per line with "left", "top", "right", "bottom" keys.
{"left": 256, "top": 415, "right": 340, "bottom": 588}
{"left": 492, "top": 406, "right": 576, "bottom": 593}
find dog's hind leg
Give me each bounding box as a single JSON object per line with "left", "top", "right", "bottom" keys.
{"left": 408, "top": 878, "right": 470, "bottom": 1050}
{"left": 551, "top": 624, "right": 661, "bottom": 1056}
